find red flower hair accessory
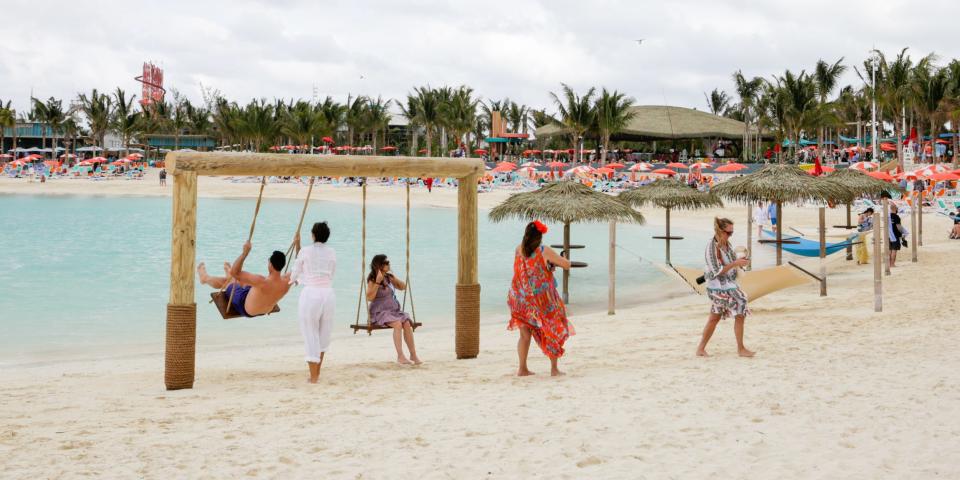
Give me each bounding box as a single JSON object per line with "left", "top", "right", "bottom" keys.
{"left": 532, "top": 220, "right": 548, "bottom": 234}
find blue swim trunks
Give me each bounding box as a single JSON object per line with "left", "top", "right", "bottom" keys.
{"left": 224, "top": 283, "right": 255, "bottom": 317}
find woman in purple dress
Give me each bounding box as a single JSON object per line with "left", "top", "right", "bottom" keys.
{"left": 367, "top": 254, "right": 421, "bottom": 365}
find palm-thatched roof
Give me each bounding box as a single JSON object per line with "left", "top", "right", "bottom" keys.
{"left": 710, "top": 164, "right": 855, "bottom": 204}
{"left": 619, "top": 179, "right": 724, "bottom": 210}
{"left": 536, "top": 105, "right": 758, "bottom": 141}
{"left": 823, "top": 168, "right": 904, "bottom": 196}
{"left": 489, "top": 181, "right": 645, "bottom": 225}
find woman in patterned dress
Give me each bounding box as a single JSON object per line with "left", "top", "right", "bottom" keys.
{"left": 696, "top": 217, "right": 755, "bottom": 358}
{"left": 507, "top": 221, "right": 572, "bottom": 376}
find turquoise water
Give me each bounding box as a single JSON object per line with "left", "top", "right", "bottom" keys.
{"left": 0, "top": 193, "right": 710, "bottom": 364}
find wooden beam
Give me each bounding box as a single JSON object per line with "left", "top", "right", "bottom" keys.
{"left": 608, "top": 220, "right": 616, "bottom": 315}
{"left": 457, "top": 174, "right": 478, "bottom": 285}
{"left": 169, "top": 170, "right": 197, "bottom": 304}
{"left": 873, "top": 211, "right": 882, "bottom": 312}
{"left": 168, "top": 152, "right": 485, "bottom": 178}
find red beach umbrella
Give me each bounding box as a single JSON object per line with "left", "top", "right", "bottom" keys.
{"left": 714, "top": 163, "right": 747, "bottom": 173}
{"left": 665, "top": 162, "right": 688, "bottom": 169}
{"left": 651, "top": 168, "right": 678, "bottom": 176}
{"left": 322, "top": 137, "right": 334, "bottom": 143}
{"left": 473, "top": 148, "right": 487, "bottom": 155}
{"left": 380, "top": 146, "right": 398, "bottom": 151}
{"left": 929, "top": 172, "right": 960, "bottom": 181}
{"left": 866, "top": 171, "right": 894, "bottom": 181}
{"left": 606, "top": 162, "right": 626, "bottom": 169}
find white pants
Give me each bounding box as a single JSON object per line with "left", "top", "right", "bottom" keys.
{"left": 298, "top": 286, "right": 335, "bottom": 363}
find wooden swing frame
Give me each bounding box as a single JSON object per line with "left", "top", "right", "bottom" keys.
{"left": 164, "top": 152, "right": 483, "bottom": 390}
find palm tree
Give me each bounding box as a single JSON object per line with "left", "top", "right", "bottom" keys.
{"left": 170, "top": 100, "right": 191, "bottom": 151}
{"left": 594, "top": 88, "right": 636, "bottom": 164}
{"left": 61, "top": 115, "right": 81, "bottom": 159}
{"left": 344, "top": 95, "right": 368, "bottom": 146}
{"left": 776, "top": 70, "right": 818, "bottom": 159}
{"left": 77, "top": 89, "right": 113, "bottom": 154}
{"left": 315, "top": 96, "right": 344, "bottom": 146}
{"left": 240, "top": 99, "right": 279, "bottom": 152}
{"left": 529, "top": 108, "right": 557, "bottom": 150}
{"left": 0, "top": 100, "right": 14, "bottom": 154}
{"left": 912, "top": 62, "right": 948, "bottom": 163}
{"left": 412, "top": 86, "right": 442, "bottom": 156}
{"left": 435, "top": 86, "right": 454, "bottom": 154}
{"left": 732, "top": 72, "right": 764, "bottom": 161}
{"left": 704, "top": 88, "right": 730, "bottom": 116}
{"left": 281, "top": 100, "right": 321, "bottom": 152}
{"left": 364, "top": 96, "right": 392, "bottom": 152}
{"left": 30, "top": 97, "right": 51, "bottom": 152}
{"left": 399, "top": 94, "right": 422, "bottom": 156}
{"left": 875, "top": 48, "right": 916, "bottom": 168}
{"left": 550, "top": 83, "right": 596, "bottom": 163}
{"left": 442, "top": 86, "right": 477, "bottom": 155}
{"left": 112, "top": 88, "right": 141, "bottom": 157}
{"left": 813, "top": 58, "right": 846, "bottom": 159}
{"left": 943, "top": 60, "right": 960, "bottom": 166}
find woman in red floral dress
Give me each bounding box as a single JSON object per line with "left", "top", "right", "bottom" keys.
{"left": 507, "top": 221, "right": 573, "bottom": 376}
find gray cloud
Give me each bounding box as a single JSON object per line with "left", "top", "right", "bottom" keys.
{"left": 2, "top": 0, "right": 959, "bottom": 115}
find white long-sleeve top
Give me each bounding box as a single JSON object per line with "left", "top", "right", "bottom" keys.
{"left": 290, "top": 242, "right": 336, "bottom": 288}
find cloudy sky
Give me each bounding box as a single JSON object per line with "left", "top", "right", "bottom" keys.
{"left": 3, "top": 0, "right": 960, "bottom": 114}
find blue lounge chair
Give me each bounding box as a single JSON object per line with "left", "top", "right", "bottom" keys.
{"left": 761, "top": 229, "right": 857, "bottom": 257}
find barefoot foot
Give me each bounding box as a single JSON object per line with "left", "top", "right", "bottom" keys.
{"left": 397, "top": 357, "right": 413, "bottom": 365}
{"left": 517, "top": 368, "right": 535, "bottom": 377}
{"left": 410, "top": 356, "right": 423, "bottom": 365}
{"left": 696, "top": 349, "right": 709, "bottom": 357}
{"left": 738, "top": 348, "right": 755, "bottom": 358}
{"left": 307, "top": 377, "right": 318, "bottom": 384}
{"left": 551, "top": 369, "right": 566, "bottom": 377}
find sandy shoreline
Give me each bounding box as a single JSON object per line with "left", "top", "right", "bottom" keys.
{"left": 2, "top": 175, "right": 959, "bottom": 478}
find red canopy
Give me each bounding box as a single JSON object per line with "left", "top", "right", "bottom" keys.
{"left": 546, "top": 161, "right": 567, "bottom": 168}
{"left": 322, "top": 137, "right": 334, "bottom": 143}
{"left": 929, "top": 172, "right": 960, "bottom": 181}
{"left": 380, "top": 146, "right": 397, "bottom": 151}
{"left": 651, "top": 168, "right": 678, "bottom": 175}
{"left": 473, "top": 149, "right": 487, "bottom": 155}
{"left": 867, "top": 171, "right": 894, "bottom": 181}
{"left": 606, "top": 162, "right": 626, "bottom": 169}
{"left": 665, "top": 162, "right": 688, "bottom": 169}
{"left": 714, "top": 163, "right": 747, "bottom": 173}
{"left": 418, "top": 148, "right": 428, "bottom": 154}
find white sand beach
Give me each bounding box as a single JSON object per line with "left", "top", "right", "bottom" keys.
{"left": 2, "top": 175, "right": 959, "bottom": 478}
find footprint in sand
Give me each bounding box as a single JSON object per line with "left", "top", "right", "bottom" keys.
{"left": 576, "top": 457, "right": 604, "bottom": 468}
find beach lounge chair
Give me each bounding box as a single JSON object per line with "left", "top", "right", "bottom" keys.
{"left": 760, "top": 229, "right": 857, "bottom": 257}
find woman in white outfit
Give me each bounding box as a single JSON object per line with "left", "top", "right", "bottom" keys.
{"left": 290, "top": 222, "right": 336, "bottom": 383}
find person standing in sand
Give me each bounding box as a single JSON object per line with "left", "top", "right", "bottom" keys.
{"left": 366, "top": 254, "right": 421, "bottom": 365}
{"left": 507, "top": 221, "right": 573, "bottom": 376}
{"left": 696, "top": 217, "right": 754, "bottom": 358}
{"left": 289, "top": 222, "right": 336, "bottom": 383}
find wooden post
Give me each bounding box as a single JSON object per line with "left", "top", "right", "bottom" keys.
{"left": 455, "top": 174, "right": 480, "bottom": 359}
{"left": 562, "top": 222, "right": 571, "bottom": 304}
{"left": 775, "top": 201, "right": 783, "bottom": 266}
{"left": 746, "top": 203, "right": 753, "bottom": 271}
{"left": 882, "top": 198, "right": 891, "bottom": 276}
{"left": 819, "top": 207, "right": 827, "bottom": 297}
{"left": 918, "top": 190, "right": 924, "bottom": 246}
{"left": 664, "top": 208, "right": 672, "bottom": 264}
{"left": 911, "top": 198, "right": 918, "bottom": 262}
{"left": 608, "top": 220, "right": 616, "bottom": 315}
{"left": 165, "top": 169, "right": 197, "bottom": 390}
{"left": 873, "top": 211, "right": 882, "bottom": 312}
{"left": 845, "top": 203, "right": 854, "bottom": 260}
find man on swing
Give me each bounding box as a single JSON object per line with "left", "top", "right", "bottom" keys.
{"left": 198, "top": 241, "right": 292, "bottom": 317}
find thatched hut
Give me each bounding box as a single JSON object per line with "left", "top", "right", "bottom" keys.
{"left": 489, "top": 181, "right": 645, "bottom": 303}
{"left": 710, "top": 164, "right": 854, "bottom": 265}
{"left": 619, "top": 179, "right": 723, "bottom": 264}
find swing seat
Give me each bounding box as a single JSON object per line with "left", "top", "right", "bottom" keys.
{"left": 210, "top": 291, "right": 280, "bottom": 320}
{"left": 350, "top": 321, "right": 422, "bottom": 335}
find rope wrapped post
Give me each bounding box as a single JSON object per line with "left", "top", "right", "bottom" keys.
{"left": 165, "top": 168, "right": 197, "bottom": 390}
{"left": 456, "top": 174, "right": 480, "bottom": 359}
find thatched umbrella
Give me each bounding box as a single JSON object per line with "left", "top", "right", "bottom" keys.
{"left": 619, "top": 179, "right": 722, "bottom": 264}
{"left": 489, "top": 181, "right": 645, "bottom": 303}
{"left": 711, "top": 164, "right": 854, "bottom": 265}
{"left": 822, "top": 168, "right": 903, "bottom": 259}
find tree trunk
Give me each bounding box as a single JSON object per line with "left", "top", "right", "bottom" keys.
{"left": 410, "top": 128, "right": 419, "bottom": 157}
{"left": 600, "top": 133, "right": 609, "bottom": 165}
{"left": 425, "top": 128, "right": 433, "bottom": 157}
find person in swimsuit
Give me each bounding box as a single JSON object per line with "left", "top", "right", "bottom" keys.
{"left": 197, "top": 241, "right": 292, "bottom": 317}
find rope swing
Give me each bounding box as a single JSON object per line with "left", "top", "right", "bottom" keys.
{"left": 351, "top": 178, "right": 421, "bottom": 334}
{"left": 211, "top": 176, "right": 316, "bottom": 319}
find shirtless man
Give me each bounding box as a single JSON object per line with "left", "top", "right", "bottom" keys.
{"left": 197, "top": 241, "right": 291, "bottom": 317}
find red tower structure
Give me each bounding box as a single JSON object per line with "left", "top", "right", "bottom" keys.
{"left": 135, "top": 62, "right": 166, "bottom": 106}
